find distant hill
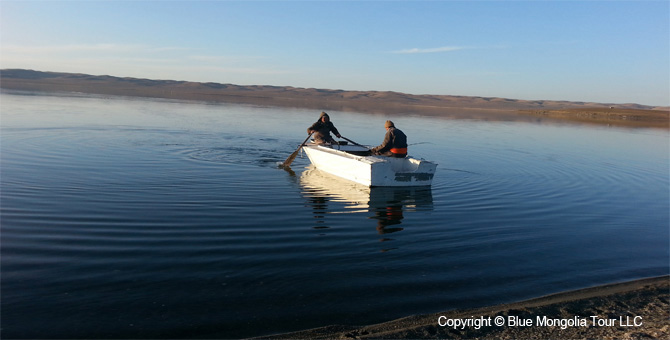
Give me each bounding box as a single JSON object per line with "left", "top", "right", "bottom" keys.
{"left": 1, "top": 69, "right": 667, "bottom": 128}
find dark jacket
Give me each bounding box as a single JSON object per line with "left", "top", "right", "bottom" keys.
{"left": 307, "top": 120, "right": 340, "bottom": 144}
{"left": 371, "top": 127, "right": 407, "bottom": 156}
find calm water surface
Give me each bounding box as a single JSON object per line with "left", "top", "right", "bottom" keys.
{"left": 1, "top": 91, "right": 668, "bottom": 338}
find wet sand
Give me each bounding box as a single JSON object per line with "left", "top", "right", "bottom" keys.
{"left": 256, "top": 276, "right": 669, "bottom": 339}
{"left": 2, "top": 69, "right": 668, "bottom": 129}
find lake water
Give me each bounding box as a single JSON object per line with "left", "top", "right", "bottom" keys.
{"left": 1, "top": 91, "right": 668, "bottom": 339}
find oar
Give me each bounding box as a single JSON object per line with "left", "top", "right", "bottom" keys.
{"left": 282, "top": 132, "right": 314, "bottom": 167}
{"left": 340, "top": 136, "right": 369, "bottom": 149}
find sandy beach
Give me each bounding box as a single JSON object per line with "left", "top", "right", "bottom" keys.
{"left": 256, "top": 276, "right": 669, "bottom": 339}
{"left": 2, "top": 69, "right": 668, "bottom": 129}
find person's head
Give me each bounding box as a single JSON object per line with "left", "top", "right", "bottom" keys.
{"left": 320, "top": 111, "right": 330, "bottom": 122}
{"left": 384, "top": 120, "right": 395, "bottom": 130}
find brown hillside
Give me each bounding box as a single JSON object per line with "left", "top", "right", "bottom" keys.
{"left": 1, "top": 69, "right": 667, "bottom": 128}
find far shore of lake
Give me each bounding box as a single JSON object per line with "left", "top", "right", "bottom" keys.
{"left": 2, "top": 69, "right": 668, "bottom": 129}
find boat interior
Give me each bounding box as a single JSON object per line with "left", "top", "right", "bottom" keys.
{"left": 309, "top": 141, "right": 372, "bottom": 156}
{"left": 308, "top": 142, "right": 429, "bottom": 172}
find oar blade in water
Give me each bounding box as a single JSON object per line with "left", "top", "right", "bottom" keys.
{"left": 282, "top": 149, "right": 300, "bottom": 167}
{"left": 282, "top": 132, "right": 314, "bottom": 167}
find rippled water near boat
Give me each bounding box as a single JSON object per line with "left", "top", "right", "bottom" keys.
{"left": 1, "top": 91, "right": 668, "bottom": 338}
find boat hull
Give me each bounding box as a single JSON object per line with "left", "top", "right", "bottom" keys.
{"left": 302, "top": 144, "right": 437, "bottom": 187}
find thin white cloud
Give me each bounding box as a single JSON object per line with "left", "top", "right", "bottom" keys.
{"left": 1, "top": 48, "right": 292, "bottom": 79}
{"left": 1, "top": 43, "right": 188, "bottom": 54}
{"left": 392, "top": 46, "right": 467, "bottom": 54}
{"left": 2, "top": 43, "right": 133, "bottom": 54}
{"left": 1, "top": 42, "right": 296, "bottom": 82}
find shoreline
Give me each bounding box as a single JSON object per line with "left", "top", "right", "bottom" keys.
{"left": 254, "top": 276, "right": 669, "bottom": 339}
{"left": 2, "top": 69, "right": 668, "bottom": 129}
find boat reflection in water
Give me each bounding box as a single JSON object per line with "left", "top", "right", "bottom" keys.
{"left": 300, "top": 167, "right": 434, "bottom": 236}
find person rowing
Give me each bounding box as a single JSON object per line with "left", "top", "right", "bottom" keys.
{"left": 307, "top": 111, "right": 342, "bottom": 145}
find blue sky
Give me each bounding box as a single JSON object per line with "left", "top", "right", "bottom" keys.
{"left": 2, "top": 1, "right": 668, "bottom": 106}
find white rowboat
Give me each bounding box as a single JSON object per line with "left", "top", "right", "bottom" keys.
{"left": 302, "top": 143, "right": 437, "bottom": 187}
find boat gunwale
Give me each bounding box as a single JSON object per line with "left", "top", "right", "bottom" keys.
{"left": 303, "top": 144, "right": 383, "bottom": 164}
{"left": 303, "top": 144, "right": 439, "bottom": 167}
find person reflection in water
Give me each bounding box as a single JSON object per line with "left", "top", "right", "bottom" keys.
{"left": 307, "top": 112, "right": 341, "bottom": 145}
{"left": 309, "top": 195, "right": 329, "bottom": 229}
{"left": 374, "top": 205, "right": 404, "bottom": 234}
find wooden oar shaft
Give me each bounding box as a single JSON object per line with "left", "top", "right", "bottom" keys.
{"left": 282, "top": 132, "right": 314, "bottom": 167}
{"left": 341, "top": 136, "right": 368, "bottom": 149}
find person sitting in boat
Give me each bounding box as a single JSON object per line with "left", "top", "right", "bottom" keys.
{"left": 307, "top": 111, "right": 341, "bottom": 144}
{"left": 370, "top": 120, "right": 407, "bottom": 158}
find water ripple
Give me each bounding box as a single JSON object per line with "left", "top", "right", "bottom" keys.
{"left": 2, "top": 93, "right": 667, "bottom": 339}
